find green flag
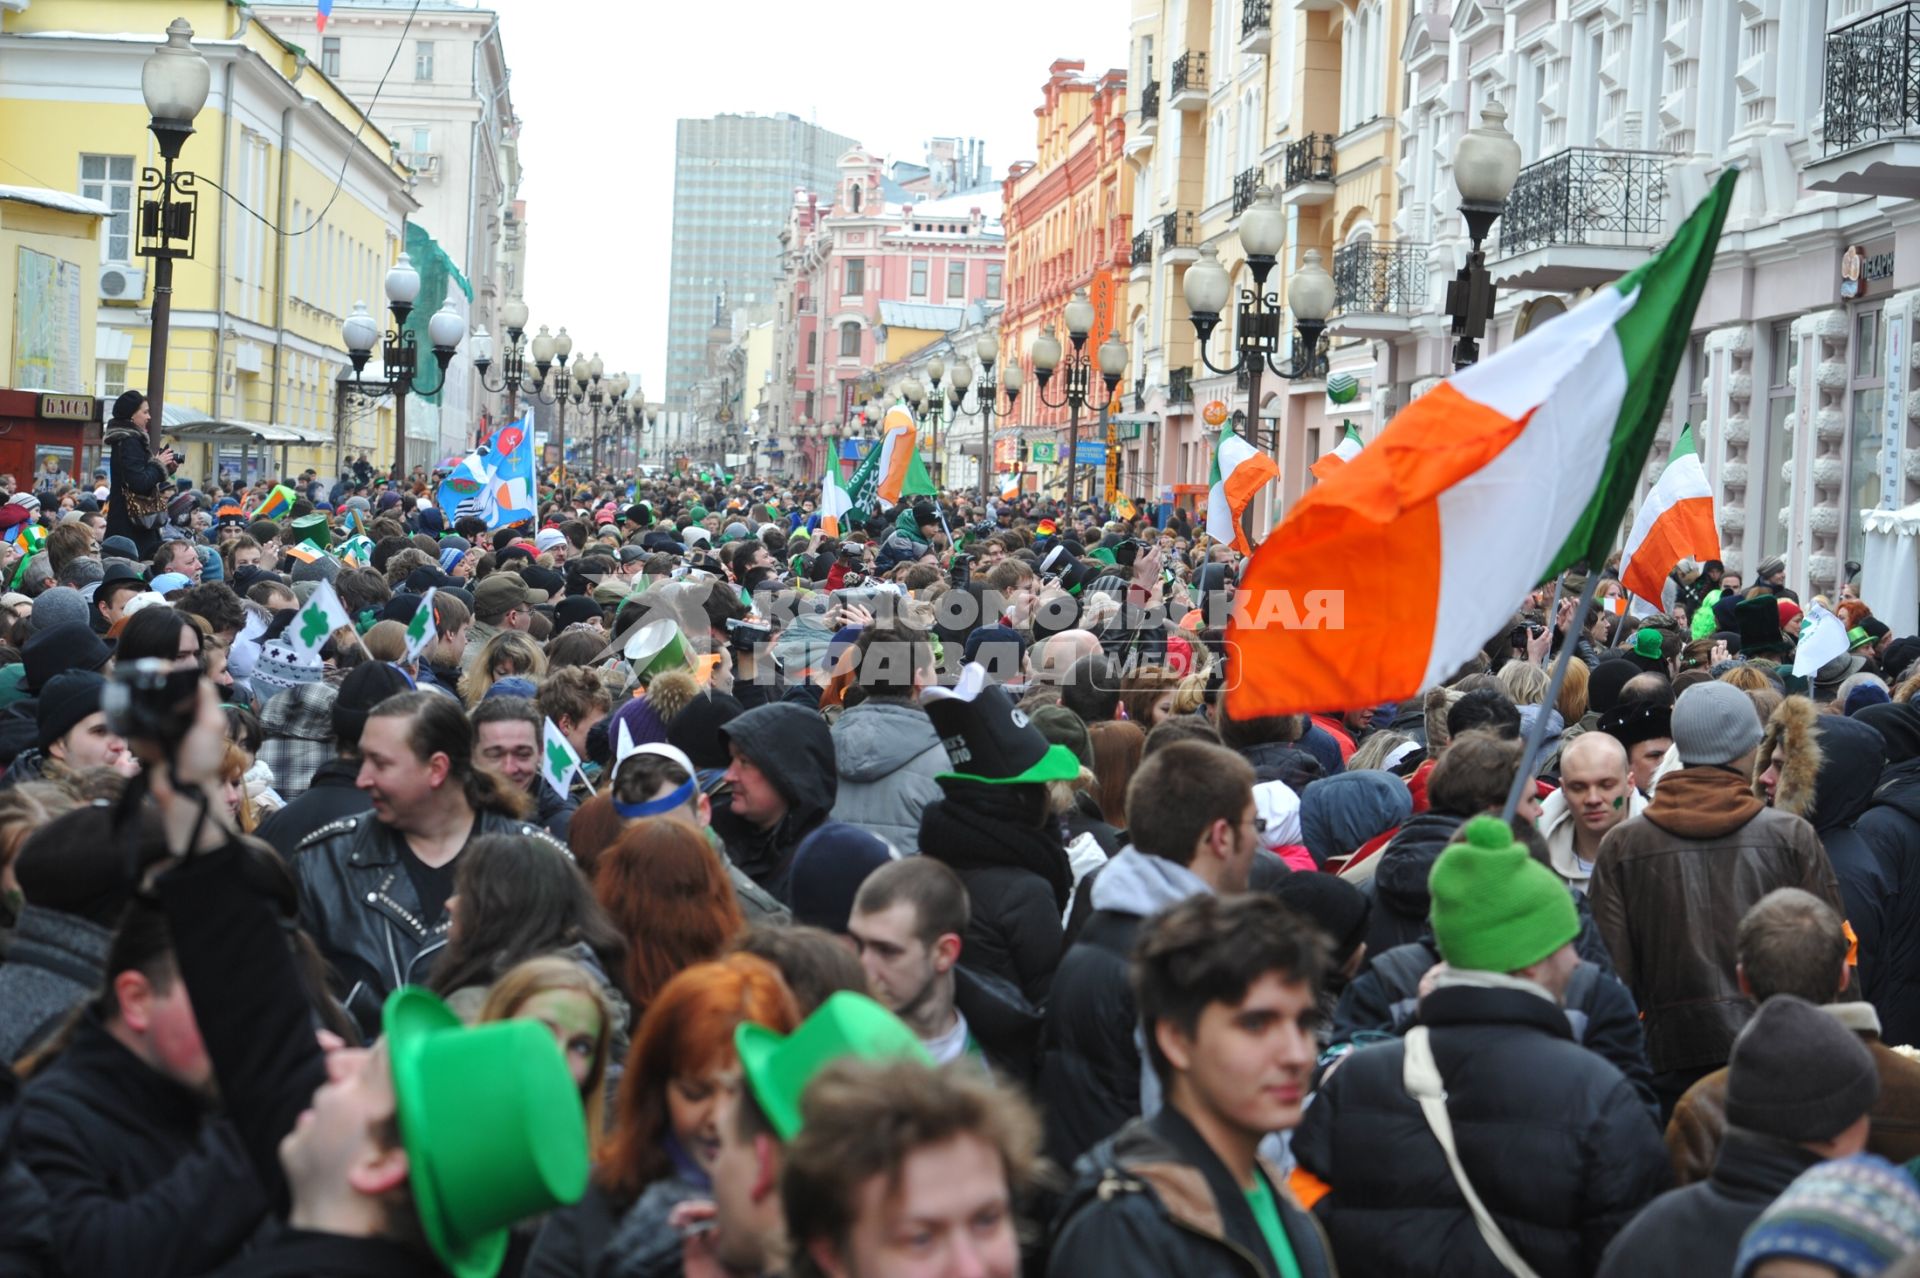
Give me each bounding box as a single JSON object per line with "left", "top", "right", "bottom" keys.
{"left": 403, "top": 588, "right": 438, "bottom": 663}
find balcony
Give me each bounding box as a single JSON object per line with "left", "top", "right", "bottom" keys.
{"left": 1168, "top": 367, "right": 1194, "bottom": 405}
{"left": 1135, "top": 79, "right": 1160, "bottom": 144}
{"left": 1231, "top": 167, "right": 1264, "bottom": 216}
{"left": 1132, "top": 230, "right": 1154, "bottom": 268}
{"left": 1331, "top": 240, "right": 1430, "bottom": 338}
{"left": 1169, "top": 51, "right": 1208, "bottom": 111}
{"left": 1240, "top": 0, "right": 1272, "bottom": 55}
{"left": 1489, "top": 147, "right": 1668, "bottom": 292}
{"left": 1807, "top": 3, "right": 1920, "bottom": 198}
{"left": 1161, "top": 209, "right": 1197, "bottom": 264}
{"left": 1281, "top": 133, "right": 1335, "bottom": 206}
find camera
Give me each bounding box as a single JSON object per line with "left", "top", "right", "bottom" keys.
{"left": 102, "top": 658, "right": 201, "bottom": 751}
{"left": 726, "top": 618, "right": 771, "bottom": 652}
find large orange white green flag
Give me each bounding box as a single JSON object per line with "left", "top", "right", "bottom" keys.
{"left": 1617, "top": 422, "right": 1720, "bottom": 605}
{"left": 1225, "top": 168, "right": 1735, "bottom": 717}
{"left": 1206, "top": 425, "right": 1280, "bottom": 554}
{"left": 1310, "top": 422, "right": 1365, "bottom": 481}
{"left": 819, "top": 441, "right": 853, "bottom": 538}
{"left": 872, "top": 406, "right": 919, "bottom": 507}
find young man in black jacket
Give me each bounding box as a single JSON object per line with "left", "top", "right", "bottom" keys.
{"left": 1048, "top": 893, "right": 1335, "bottom": 1278}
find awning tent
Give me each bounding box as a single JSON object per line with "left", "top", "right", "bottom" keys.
{"left": 159, "top": 406, "right": 332, "bottom": 483}
{"left": 1861, "top": 503, "right": 1920, "bottom": 637}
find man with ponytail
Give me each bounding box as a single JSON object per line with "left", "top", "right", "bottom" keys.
{"left": 291, "top": 689, "right": 570, "bottom": 1037}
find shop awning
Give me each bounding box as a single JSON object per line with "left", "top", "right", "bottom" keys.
{"left": 158, "top": 407, "right": 331, "bottom": 448}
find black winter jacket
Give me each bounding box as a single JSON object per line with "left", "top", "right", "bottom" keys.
{"left": 710, "top": 702, "right": 836, "bottom": 903}
{"left": 254, "top": 758, "right": 370, "bottom": 860}
{"left": 1362, "top": 809, "right": 1467, "bottom": 959}
{"left": 291, "top": 808, "right": 571, "bottom": 1036}
{"left": 1038, "top": 906, "right": 1144, "bottom": 1167}
{"left": 11, "top": 1015, "right": 271, "bottom": 1278}
{"left": 1594, "top": 1128, "right": 1822, "bottom": 1278}
{"left": 103, "top": 421, "right": 167, "bottom": 559}
{"left": 1048, "top": 1105, "right": 1335, "bottom": 1278}
{"left": 1292, "top": 980, "right": 1671, "bottom": 1277}
{"left": 1854, "top": 754, "right": 1920, "bottom": 1048}
{"left": 0, "top": 1069, "right": 52, "bottom": 1278}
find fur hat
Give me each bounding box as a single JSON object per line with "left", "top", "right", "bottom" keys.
{"left": 1423, "top": 684, "right": 1463, "bottom": 752}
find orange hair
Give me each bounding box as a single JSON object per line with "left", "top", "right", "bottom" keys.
{"left": 592, "top": 817, "right": 744, "bottom": 1019}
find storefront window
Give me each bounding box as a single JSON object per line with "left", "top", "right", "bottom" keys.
{"left": 1847, "top": 308, "right": 1885, "bottom": 565}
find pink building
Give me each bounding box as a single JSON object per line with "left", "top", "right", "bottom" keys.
{"left": 771, "top": 148, "right": 1005, "bottom": 480}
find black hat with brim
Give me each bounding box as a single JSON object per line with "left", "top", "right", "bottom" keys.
{"left": 922, "top": 663, "right": 1081, "bottom": 786}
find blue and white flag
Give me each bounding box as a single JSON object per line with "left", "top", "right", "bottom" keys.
{"left": 436, "top": 413, "right": 537, "bottom": 530}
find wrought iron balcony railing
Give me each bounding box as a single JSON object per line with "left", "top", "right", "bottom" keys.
{"left": 1332, "top": 241, "right": 1429, "bottom": 314}
{"left": 1168, "top": 367, "right": 1194, "bottom": 403}
{"left": 1493, "top": 146, "right": 1668, "bottom": 258}
{"left": 1161, "top": 210, "right": 1194, "bottom": 249}
{"left": 1284, "top": 133, "right": 1335, "bottom": 186}
{"left": 1132, "top": 230, "right": 1154, "bottom": 266}
{"left": 1170, "top": 51, "right": 1207, "bottom": 96}
{"left": 1241, "top": 0, "right": 1271, "bottom": 41}
{"left": 1231, "top": 167, "right": 1263, "bottom": 215}
{"left": 1824, "top": 2, "right": 1920, "bottom": 152}
{"left": 1140, "top": 79, "right": 1160, "bottom": 122}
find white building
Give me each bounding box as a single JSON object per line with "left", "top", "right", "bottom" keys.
{"left": 258, "top": 0, "right": 520, "bottom": 461}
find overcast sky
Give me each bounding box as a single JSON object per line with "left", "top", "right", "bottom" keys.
{"left": 489, "top": 0, "right": 1130, "bottom": 401}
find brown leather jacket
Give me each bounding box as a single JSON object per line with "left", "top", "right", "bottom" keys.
{"left": 1589, "top": 766, "right": 1842, "bottom": 1074}
{"left": 1664, "top": 1002, "right": 1920, "bottom": 1183}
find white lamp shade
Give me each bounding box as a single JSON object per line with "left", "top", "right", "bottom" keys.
{"left": 554, "top": 326, "right": 574, "bottom": 359}
{"left": 500, "top": 297, "right": 529, "bottom": 333}
{"left": 341, "top": 302, "right": 380, "bottom": 356}
{"left": 1004, "top": 359, "right": 1025, "bottom": 390}
{"left": 950, "top": 359, "right": 974, "bottom": 390}
{"left": 384, "top": 254, "right": 421, "bottom": 308}
{"left": 427, "top": 302, "right": 465, "bottom": 351}
{"left": 1031, "top": 323, "right": 1063, "bottom": 376}
{"left": 1290, "top": 250, "right": 1336, "bottom": 323}
{"left": 142, "top": 19, "right": 211, "bottom": 125}
{"left": 948, "top": 383, "right": 965, "bottom": 406}
{"left": 928, "top": 355, "right": 946, "bottom": 382}
{"left": 903, "top": 380, "right": 926, "bottom": 406}
{"left": 530, "top": 325, "right": 555, "bottom": 364}
{"left": 1098, "top": 330, "right": 1128, "bottom": 380}
{"left": 1240, "top": 186, "right": 1285, "bottom": 258}
{"left": 1453, "top": 101, "right": 1523, "bottom": 205}
{"left": 574, "top": 361, "right": 592, "bottom": 388}
{"left": 1183, "top": 244, "right": 1232, "bottom": 316}
{"left": 976, "top": 332, "right": 998, "bottom": 364}
{"left": 1063, "top": 289, "right": 1095, "bottom": 341}
{"left": 470, "top": 326, "right": 493, "bottom": 363}
{"left": 588, "top": 353, "right": 604, "bottom": 380}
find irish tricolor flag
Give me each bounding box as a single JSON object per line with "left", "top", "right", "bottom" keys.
{"left": 819, "top": 442, "right": 853, "bottom": 538}
{"left": 872, "top": 406, "right": 919, "bottom": 507}
{"left": 1310, "top": 422, "right": 1365, "bottom": 481}
{"left": 1206, "top": 425, "right": 1281, "bottom": 554}
{"left": 1617, "top": 422, "right": 1720, "bottom": 605}
{"left": 1225, "top": 169, "right": 1734, "bottom": 717}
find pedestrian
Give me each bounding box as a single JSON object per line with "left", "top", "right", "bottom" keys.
{"left": 471, "top": 695, "right": 577, "bottom": 838}
{"left": 591, "top": 815, "right": 745, "bottom": 1022}
{"left": 1536, "top": 732, "right": 1645, "bottom": 892}
{"left": 1734, "top": 1155, "right": 1920, "bottom": 1278}
{"left": 255, "top": 661, "right": 411, "bottom": 856}
{"left": 102, "top": 392, "right": 175, "bottom": 561}
{"left": 1589, "top": 680, "right": 1843, "bottom": 1115}
{"left": 1851, "top": 697, "right": 1920, "bottom": 1046}
{"left": 711, "top": 702, "right": 837, "bottom": 903}
{"left": 827, "top": 622, "right": 946, "bottom": 853}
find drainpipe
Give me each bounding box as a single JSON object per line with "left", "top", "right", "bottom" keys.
{"left": 211, "top": 58, "right": 236, "bottom": 426}
{"left": 269, "top": 101, "right": 294, "bottom": 428}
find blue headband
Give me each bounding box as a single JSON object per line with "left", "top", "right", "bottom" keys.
{"left": 612, "top": 776, "right": 696, "bottom": 820}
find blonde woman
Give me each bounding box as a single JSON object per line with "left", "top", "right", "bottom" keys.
{"left": 458, "top": 629, "right": 548, "bottom": 705}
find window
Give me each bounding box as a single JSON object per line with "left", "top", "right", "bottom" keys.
{"left": 97, "top": 361, "right": 127, "bottom": 398}
{"left": 79, "top": 154, "right": 135, "bottom": 263}
{"left": 910, "top": 259, "right": 929, "bottom": 297}
{"left": 411, "top": 127, "right": 432, "bottom": 156}
{"left": 985, "top": 262, "right": 1003, "bottom": 300}
{"left": 415, "top": 41, "right": 435, "bottom": 80}
{"left": 848, "top": 183, "right": 863, "bottom": 213}
{"left": 803, "top": 391, "right": 814, "bottom": 422}
{"left": 1763, "top": 320, "right": 1796, "bottom": 561}
{"left": 806, "top": 329, "right": 817, "bottom": 363}
{"left": 1847, "top": 307, "right": 1886, "bottom": 564}
{"left": 839, "top": 322, "right": 861, "bottom": 357}
{"left": 844, "top": 258, "right": 865, "bottom": 296}
{"left": 946, "top": 260, "right": 966, "bottom": 299}
{"left": 321, "top": 36, "right": 340, "bottom": 77}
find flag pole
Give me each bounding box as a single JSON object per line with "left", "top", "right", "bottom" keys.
{"left": 1538, "top": 576, "right": 1565, "bottom": 667}
{"left": 1502, "top": 568, "right": 1601, "bottom": 824}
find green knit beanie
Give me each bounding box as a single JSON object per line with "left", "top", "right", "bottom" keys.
{"left": 1428, "top": 815, "right": 1580, "bottom": 974}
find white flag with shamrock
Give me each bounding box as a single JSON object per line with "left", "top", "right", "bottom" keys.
{"left": 403, "top": 588, "right": 438, "bottom": 663}
{"left": 541, "top": 716, "right": 583, "bottom": 800}
{"left": 286, "top": 578, "right": 354, "bottom": 659}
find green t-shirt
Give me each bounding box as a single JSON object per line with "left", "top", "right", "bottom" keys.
{"left": 1244, "top": 1172, "right": 1303, "bottom": 1278}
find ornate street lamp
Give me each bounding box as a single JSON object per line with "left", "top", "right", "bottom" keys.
{"left": 340, "top": 252, "right": 463, "bottom": 485}
{"left": 1032, "top": 289, "right": 1126, "bottom": 509}
{"left": 138, "top": 18, "right": 212, "bottom": 453}
{"left": 952, "top": 330, "right": 1023, "bottom": 503}
{"left": 473, "top": 294, "right": 537, "bottom": 427}
{"left": 1446, "top": 101, "right": 1523, "bottom": 369}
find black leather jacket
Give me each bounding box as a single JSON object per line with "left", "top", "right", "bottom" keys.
{"left": 291, "top": 809, "right": 569, "bottom": 1034}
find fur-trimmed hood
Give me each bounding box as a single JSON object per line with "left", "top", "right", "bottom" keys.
{"left": 1756, "top": 695, "right": 1884, "bottom": 830}
{"left": 1423, "top": 685, "right": 1461, "bottom": 754}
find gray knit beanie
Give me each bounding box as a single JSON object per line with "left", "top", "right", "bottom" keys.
{"left": 1672, "top": 679, "right": 1764, "bottom": 767}
{"left": 31, "top": 586, "right": 90, "bottom": 634}
{"left": 1725, "top": 995, "right": 1879, "bottom": 1142}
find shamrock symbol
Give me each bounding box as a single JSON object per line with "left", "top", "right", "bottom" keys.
{"left": 546, "top": 739, "right": 574, "bottom": 785}
{"left": 406, "top": 606, "right": 430, "bottom": 646}
{"left": 299, "top": 605, "right": 331, "bottom": 648}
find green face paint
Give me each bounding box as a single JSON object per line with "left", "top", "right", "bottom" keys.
{"left": 1612, "top": 796, "right": 1625, "bottom": 810}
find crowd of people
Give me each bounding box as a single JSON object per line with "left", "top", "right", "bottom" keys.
{"left": 2, "top": 385, "right": 1920, "bottom": 1276}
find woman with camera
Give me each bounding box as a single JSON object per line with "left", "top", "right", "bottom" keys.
{"left": 102, "top": 391, "right": 178, "bottom": 561}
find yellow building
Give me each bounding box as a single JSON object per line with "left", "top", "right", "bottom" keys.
{"left": 0, "top": 0, "right": 418, "bottom": 486}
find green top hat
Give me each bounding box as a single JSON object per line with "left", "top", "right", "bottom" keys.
{"left": 385, "top": 987, "right": 589, "bottom": 1278}
{"left": 623, "top": 618, "right": 690, "bottom": 681}
{"left": 289, "top": 512, "right": 331, "bottom": 549}
{"left": 735, "top": 992, "right": 930, "bottom": 1142}
{"left": 1850, "top": 625, "right": 1875, "bottom": 652}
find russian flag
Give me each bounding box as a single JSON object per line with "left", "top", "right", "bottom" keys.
{"left": 316, "top": 0, "right": 333, "bottom": 35}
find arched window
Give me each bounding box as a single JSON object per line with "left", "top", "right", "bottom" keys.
{"left": 839, "top": 321, "right": 861, "bottom": 357}
{"left": 848, "top": 183, "right": 862, "bottom": 213}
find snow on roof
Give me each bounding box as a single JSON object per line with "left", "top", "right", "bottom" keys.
{"left": 0, "top": 185, "right": 111, "bottom": 218}
{"left": 908, "top": 184, "right": 1005, "bottom": 221}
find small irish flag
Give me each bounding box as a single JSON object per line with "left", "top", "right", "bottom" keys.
{"left": 1206, "top": 425, "right": 1280, "bottom": 555}
{"left": 1617, "top": 423, "right": 1720, "bottom": 606}
{"left": 1309, "top": 422, "right": 1365, "bottom": 481}
{"left": 541, "top": 716, "right": 583, "bottom": 800}
{"left": 1225, "top": 168, "right": 1735, "bottom": 717}
{"left": 287, "top": 578, "right": 352, "bottom": 658}
{"left": 819, "top": 443, "right": 853, "bottom": 539}
{"left": 873, "top": 406, "right": 919, "bottom": 508}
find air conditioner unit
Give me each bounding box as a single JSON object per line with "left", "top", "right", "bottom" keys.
{"left": 98, "top": 265, "right": 146, "bottom": 302}
{"left": 402, "top": 151, "right": 441, "bottom": 178}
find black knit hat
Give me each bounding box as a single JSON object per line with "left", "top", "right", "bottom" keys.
{"left": 1725, "top": 995, "right": 1878, "bottom": 1142}
{"left": 667, "top": 690, "right": 745, "bottom": 772}
{"left": 15, "top": 801, "right": 166, "bottom": 927}
{"left": 36, "top": 670, "right": 105, "bottom": 752}
{"left": 1596, "top": 700, "right": 1672, "bottom": 750}
{"left": 112, "top": 390, "right": 145, "bottom": 421}
{"left": 1269, "top": 872, "right": 1372, "bottom": 964}
{"left": 332, "top": 661, "right": 414, "bottom": 751}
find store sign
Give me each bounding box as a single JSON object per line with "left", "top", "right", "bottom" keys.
{"left": 1842, "top": 244, "right": 1897, "bottom": 300}
{"left": 35, "top": 393, "right": 96, "bottom": 423}
{"left": 1029, "top": 441, "right": 1058, "bottom": 464}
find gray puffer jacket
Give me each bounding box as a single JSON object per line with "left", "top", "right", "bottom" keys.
{"left": 829, "top": 699, "right": 946, "bottom": 854}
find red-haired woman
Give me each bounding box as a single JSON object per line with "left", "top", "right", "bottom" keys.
{"left": 523, "top": 953, "right": 800, "bottom": 1278}
{"left": 592, "top": 816, "right": 746, "bottom": 1023}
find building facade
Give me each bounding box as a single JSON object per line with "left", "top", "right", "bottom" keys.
{"left": 0, "top": 0, "right": 418, "bottom": 485}
{"left": 665, "top": 113, "right": 857, "bottom": 412}
{"left": 256, "top": 0, "right": 521, "bottom": 460}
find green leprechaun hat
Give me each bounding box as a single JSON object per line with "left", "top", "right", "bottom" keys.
{"left": 735, "top": 992, "right": 930, "bottom": 1142}
{"left": 384, "top": 987, "right": 589, "bottom": 1278}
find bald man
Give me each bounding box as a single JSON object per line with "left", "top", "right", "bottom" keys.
{"left": 1026, "top": 628, "right": 1103, "bottom": 686}
{"left": 1537, "top": 732, "right": 1647, "bottom": 894}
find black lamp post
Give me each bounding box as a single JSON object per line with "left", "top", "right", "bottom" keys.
{"left": 953, "top": 331, "right": 1022, "bottom": 503}
{"left": 1032, "top": 288, "right": 1127, "bottom": 510}
{"left": 1444, "top": 102, "right": 1522, "bottom": 370}
{"left": 471, "top": 294, "right": 534, "bottom": 432}
{"left": 1182, "top": 185, "right": 1336, "bottom": 454}
{"left": 341, "top": 254, "right": 464, "bottom": 485}
{"left": 138, "top": 18, "right": 212, "bottom": 455}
